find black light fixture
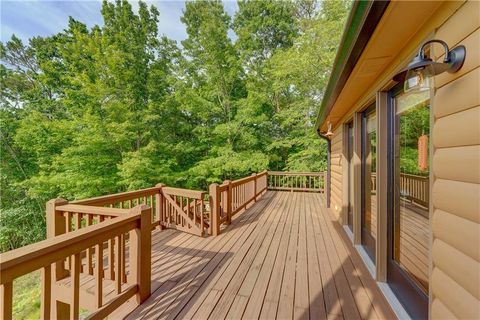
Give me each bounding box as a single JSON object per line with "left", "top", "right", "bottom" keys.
{"left": 393, "top": 39, "right": 466, "bottom": 93}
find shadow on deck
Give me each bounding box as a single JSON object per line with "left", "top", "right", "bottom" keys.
{"left": 118, "top": 191, "right": 396, "bottom": 320}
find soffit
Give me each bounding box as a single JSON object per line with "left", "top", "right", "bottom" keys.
{"left": 320, "top": 1, "right": 443, "bottom": 132}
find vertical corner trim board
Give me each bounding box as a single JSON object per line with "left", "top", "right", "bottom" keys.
{"left": 330, "top": 126, "right": 344, "bottom": 219}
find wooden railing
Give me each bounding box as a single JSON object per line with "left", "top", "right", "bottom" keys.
{"left": 72, "top": 185, "right": 209, "bottom": 236}
{"left": 0, "top": 170, "right": 328, "bottom": 318}
{"left": 0, "top": 184, "right": 210, "bottom": 319}
{"left": 0, "top": 205, "right": 151, "bottom": 320}
{"left": 209, "top": 171, "right": 268, "bottom": 235}
{"left": 267, "top": 171, "right": 325, "bottom": 192}
{"left": 371, "top": 172, "right": 429, "bottom": 208}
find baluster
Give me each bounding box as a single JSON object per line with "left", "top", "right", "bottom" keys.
{"left": 95, "top": 242, "right": 103, "bottom": 308}
{"left": 85, "top": 214, "right": 93, "bottom": 275}
{"left": 40, "top": 265, "right": 51, "bottom": 320}
{"left": 193, "top": 198, "right": 197, "bottom": 225}
{"left": 200, "top": 199, "right": 205, "bottom": 236}
{"left": 76, "top": 213, "right": 85, "bottom": 273}
{"left": 115, "top": 234, "right": 122, "bottom": 294}
{"left": 65, "top": 212, "right": 72, "bottom": 270}
{"left": 75, "top": 212, "right": 81, "bottom": 231}
{"left": 71, "top": 253, "right": 81, "bottom": 319}
{"left": 121, "top": 233, "right": 126, "bottom": 283}
{"left": 1, "top": 282, "right": 13, "bottom": 320}
{"left": 156, "top": 184, "right": 165, "bottom": 228}
{"left": 150, "top": 195, "right": 154, "bottom": 224}
{"left": 186, "top": 197, "right": 190, "bottom": 228}
{"left": 106, "top": 216, "right": 114, "bottom": 280}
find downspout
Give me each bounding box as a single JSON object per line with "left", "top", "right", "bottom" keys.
{"left": 317, "top": 128, "right": 331, "bottom": 208}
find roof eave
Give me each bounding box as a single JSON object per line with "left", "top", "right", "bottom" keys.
{"left": 315, "top": 0, "right": 390, "bottom": 132}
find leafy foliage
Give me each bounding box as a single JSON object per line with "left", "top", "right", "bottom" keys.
{"left": 0, "top": 0, "right": 351, "bottom": 252}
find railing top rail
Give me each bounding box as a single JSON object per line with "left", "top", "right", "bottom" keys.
{"left": 257, "top": 170, "right": 268, "bottom": 177}
{"left": 267, "top": 171, "right": 325, "bottom": 176}
{"left": 229, "top": 175, "right": 256, "bottom": 187}
{"left": 56, "top": 204, "right": 130, "bottom": 216}
{"left": 72, "top": 186, "right": 161, "bottom": 206}
{"left": 0, "top": 206, "right": 147, "bottom": 284}
{"left": 162, "top": 186, "right": 206, "bottom": 199}
{"left": 221, "top": 170, "right": 267, "bottom": 188}
{"left": 400, "top": 173, "right": 429, "bottom": 180}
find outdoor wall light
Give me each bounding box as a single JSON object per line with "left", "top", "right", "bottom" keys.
{"left": 325, "top": 121, "right": 333, "bottom": 137}
{"left": 393, "top": 39, "right": 466, "bottom": 93}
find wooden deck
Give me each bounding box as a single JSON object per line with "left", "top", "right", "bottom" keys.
{"left": 120, "top": 191, "right": 396, "bottom": 320}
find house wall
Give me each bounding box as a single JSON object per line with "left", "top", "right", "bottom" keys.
{"left": 322, "top": 1, "right": 479, "bottom": 318}
{"left": 330, "top": 126, "right": 344, "bottom": 221}
{"left": 430, "top": 1, "right": 480, "bottom": 318}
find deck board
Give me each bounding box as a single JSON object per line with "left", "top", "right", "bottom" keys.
{"left": 124, "top": 191, "right": 396, "bottom": 320}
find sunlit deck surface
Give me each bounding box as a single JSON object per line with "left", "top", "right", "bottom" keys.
{"left": 120, "top": 191, "right": 396, "bottom": 319}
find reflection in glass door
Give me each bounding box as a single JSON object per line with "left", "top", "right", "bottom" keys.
{"left": 347, "top": 123, "right": 354, "bottom": 231}
{"left": 388, "top": 86, "right": 430, "bottom": 318}
{"left": 362, "top": 107, "right": 376, "bottom": 263}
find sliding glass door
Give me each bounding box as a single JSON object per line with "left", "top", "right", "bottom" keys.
{"left": 388, "top": 86, "right": 430, "bottom": 318}
{"left": 361, "top": 106, "right": 376, "bottom": 263}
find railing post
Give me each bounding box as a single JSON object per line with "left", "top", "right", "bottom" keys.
{"left": 46, "top": 198, "right": 69, "bottom": 280}
{"left": 224, "top": 180, "right": 232, "bottom": 224}
{"left": 155, "top": 183, "right": 166, "bottom": 229}
{"left": 252, "top": 173, "right": 257, "bottom": 201}
{"left": 1, "top": 282, "right": 13, "bottom": 320}
{"left": 209, "top": 183, "right": 220, "bottom": 236}
{"left": 130, "top": 204, "right": 152, "bottom": 305}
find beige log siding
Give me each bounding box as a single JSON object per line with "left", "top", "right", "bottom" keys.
{"left": 330, "top": 126, "right": 343, "bottom": 220}
{"left": 431, "top": 1, "right": 480, "bottom": 318}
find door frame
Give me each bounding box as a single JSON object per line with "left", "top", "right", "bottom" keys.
{"left": 342, "top": 121, "right": 355, "bottom": 233}
{"left": 360, "top": 104, "right": 377, "bottom": 263}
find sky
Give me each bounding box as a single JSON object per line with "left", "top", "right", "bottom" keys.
{"left": 0, "top": 0, "right": 239, "bottom": 44}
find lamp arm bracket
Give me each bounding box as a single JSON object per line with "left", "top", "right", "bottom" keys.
{"left": 419, "top": 39, "right": 450, "bottom": 62}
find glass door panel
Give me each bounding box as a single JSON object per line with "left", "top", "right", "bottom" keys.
{"left": 387, "top": 87, "right": 430, "bottom": 319}
{"left": 394, "top": 90, "right": 430, "bottom": 292}
{"left": 362, "top": 108, "right": 376, "bottom": 263}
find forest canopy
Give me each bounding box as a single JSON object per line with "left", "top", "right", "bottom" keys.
{"left": 0, "top": 0, "right": 350, "bottom": 251}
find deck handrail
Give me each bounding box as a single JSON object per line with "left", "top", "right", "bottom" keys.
{"left": 267, "top": 171, "right": 325, "bottom": 193}
{"left": 72, "top": 186, "right": 161, "bottom": 206}
{"left": 0, "top": 205, "right": 151, "bottom": 320}
{"left": 209, "top": 170, "right": 268, "bottom": 235}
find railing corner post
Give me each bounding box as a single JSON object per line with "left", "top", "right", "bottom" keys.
{"left": 251, "top": 173, "right": 257, "bottom": 201}
{"left": 46, "top": 198, "right": 68, "bottom": 238}
{"left": 46, "top": 198, "right": 69, "bottom": 281}
{"left": 155, "top": 183, "right": 166, "bottom": 229}
{"left": 209, "top": 183, "right": 220, "bottom": 236}
{"left": 131, "top": 204, "right": 151, "bottom": 305}
{"left": 224, "top": 180, "right": 232, "bottom": 225}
